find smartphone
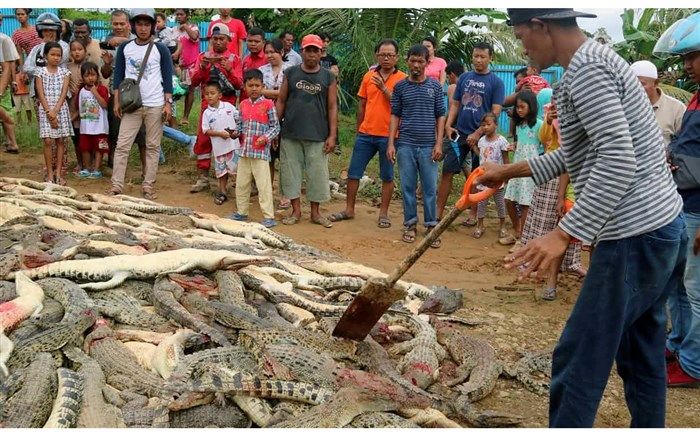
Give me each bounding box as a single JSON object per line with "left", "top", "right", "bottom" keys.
{"left": 99, "top": 41, "right": 112, "bottom": 50}
{"left": 450, "top": 131, "right": 460, "bottom": 143}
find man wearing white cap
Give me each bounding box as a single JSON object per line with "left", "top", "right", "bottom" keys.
{"left": 630, "top": 60, "right": 686, "bottom": 147}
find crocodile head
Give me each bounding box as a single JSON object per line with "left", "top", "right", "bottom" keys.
{"left": 418, "top": 288, "right": 463, "bottom": 314}
{"left": 403, "top": 362, "right": 437, "bottom": 390}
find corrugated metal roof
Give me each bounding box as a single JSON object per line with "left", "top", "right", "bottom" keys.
{"left": 0, "top": 8, "right": 60, "bottom": 38}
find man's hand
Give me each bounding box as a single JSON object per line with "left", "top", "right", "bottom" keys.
{"left": 386, "top": 143, "right": 396, "bottom": 164}
{"left": 369, "top": 74, "right": 385, "bottom": 90}
{"left": 694, "top": 228, "right": 700, "bottom": 256}
{"left": 546, "top": 104, "right": 558, "bottom": 125}
{"left": 445, "top": 125, "right": 456, "bottom": 142}
{"left": 101, "top": 50, "right": 113, "bottom": 65}
{"left": 555, "top": 198, "right": 566, "bottom": 218}
{"left": 219, "top": 58, "right": 232, "bottom": 72}
{"left": 432, "top": 143, "right": 443, "bottom": 162}
{"left": 114, "top": 101, "right": 122, "bottom": 119}
{"left": 466, "top": 131, "right": 480, "bottom": 147}
{"left": 163, "top": 103, "right": 172, "bottom": 121}
{"left": 324, "top": 137, "right": 336, "bottom": 154}
{"left": 476, "top": 161, "right": 508, "bottom": 189}
{"left": 505, "top": 227, "right": 571, "bottom": 281}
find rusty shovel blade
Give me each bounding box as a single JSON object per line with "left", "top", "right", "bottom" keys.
{"left": 332, "top": 277, "right": 407, "bottom": 340}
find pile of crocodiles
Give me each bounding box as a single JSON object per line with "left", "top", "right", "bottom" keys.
{"left": 0, "top": 177, "right": 552, "bottom": 428}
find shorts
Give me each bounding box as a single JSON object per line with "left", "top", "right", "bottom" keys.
{"left": 179, "top": 66, "right": 193, "bottom": 86}
{"left": 0, "top": 90, "right": 13, "bottom": 112}
{"left": 280, "top": 137, "right": 330, "bottom": 203}
{"left": 12, "top": 94, "right": 32, "bottom": 112}
{"left": 347, "top": 133, "right": 394, "bottom": 182}
{"left": 79, "top": 134, "right": 109, "bottom": 153}
{"left": 442, "top": 135, "right": 470, "bottom": 174}
{"left": 214, "top": 150, "right": 240, "bottom": 178}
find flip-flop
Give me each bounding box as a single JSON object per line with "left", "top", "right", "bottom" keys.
{"left": 328, "top": 211, "right": 353, "bottom": 222}
{"left": 282, "top": 215, "right": 301, "bottom": 225}
{"left": 4, "top": 147, "right": 19, "bottom": 154}
{"left": 426, "top": 228, "right": 441, "bottom": 249}
{"left": 142, "top": 191, "right": 158, "bottom": 200}
{"left": 214, "top": 192, "right": 227, "bottom": 205}
{"left": 498, "top": 234, "right": 516, "bottom": 245}
{"left": 472, "top": 228, "right": 484, "bottom": 239}
{"left": 402, "top": 226, "right": 416, "bottom": 243}
{"left": 311, "top": 216, "right": 333, "bottom": 228}
{"left": 377, "top": 216, "right": 391, "bottom": 228}
{"left": 461, "top": 217, "right": 478, "bottom": 227}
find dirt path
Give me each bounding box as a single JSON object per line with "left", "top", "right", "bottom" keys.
{"left": 1, "top": 151, "right": 698, "bottom": 427}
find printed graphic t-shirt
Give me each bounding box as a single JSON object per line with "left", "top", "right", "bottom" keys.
{"left": 454, "top": 70, "right": 505, "bottom": 136}
{"left": 281, "top": 65, "right": 335, "bottom": 142}
{"left": 202, "top": 101, "right": 241, "bottom": 157}
{"left": 79, "top": 85, "right": 109, "bottom": 135}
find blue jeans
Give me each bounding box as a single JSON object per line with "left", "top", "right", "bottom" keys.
{"left": 667, "top": 211, "right": 700, "bottom": 378}
{"left": 347, "top": 134, "right": 394, "bottom": 182}
{"left": 549, "top": 214, "right": 687, "bottom": 428}
{"left": 162, "top": 125, "right": 195, "bottom": 146}
{"left": 396, "top": 143, "right": 438, "bottom": 228}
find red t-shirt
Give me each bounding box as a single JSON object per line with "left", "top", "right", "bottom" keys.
{"left": 12, "top": 28, "right": 42, "bottom": 59}
{"left": 207, "top": 18, "right": 247, "bottom": 56}
{"left": 240, "top": 51, "right": 269, "bottom": 101}
{"left": 516, "top": 75, "right": 550, "bottom": 94}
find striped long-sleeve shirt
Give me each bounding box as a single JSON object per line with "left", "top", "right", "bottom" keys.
{"left": 527, "top": 40, "right": 683, "bottom": 244}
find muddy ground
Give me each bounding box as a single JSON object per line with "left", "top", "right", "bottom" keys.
{"left": 1, "top": 150, "right": 698, "bottom": 428}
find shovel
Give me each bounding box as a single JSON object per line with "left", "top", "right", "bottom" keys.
{"left": 332, "top": 167, "right": 498, "bottom": 340}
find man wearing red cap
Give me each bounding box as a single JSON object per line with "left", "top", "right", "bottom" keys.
{"left": 276, "top": 34, "right": 338, "bottom": 227}
{"left": 189, "top": 23, "right": 243, "bottom": 193}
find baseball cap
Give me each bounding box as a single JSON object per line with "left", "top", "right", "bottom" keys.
{"left": 210, "top": 23, "right": 231, "bottom": 38}
{"left": 506, "top": 9, "right": 597, "bottom": 26}
{"left": 301, "top": 34, "right": 323, "bottom": 50}
{"left": 630, "top": 60, "right": 658, "bottom": 79}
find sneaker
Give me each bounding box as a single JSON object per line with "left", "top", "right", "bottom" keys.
{"left": 190, "top": 177, "right": 209, "bottom": 193}
{"left": 228, "top": 212, "right": 248, "bottom": 221}
{"left": 88, "top": 170, "right": 102, "bottom": 179}
{"left": 188, "top": 136, "right": 196, "bottom": 157}
{"left": 261, "top": 218, "right": 277, "bottom": 228}
{"left": 667, "top": 360, "right": 700, "bottom": 388}
{"left": 77, "top": 169, "right": 91, "bottom": 178}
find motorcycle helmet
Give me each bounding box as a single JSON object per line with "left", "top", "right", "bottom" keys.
{"left": 35, "top": 12, "right": 62, "bottom": 39}
{"left": 129, "top": 8, "right": 156, "bottom": 35}
{"left": 653, "top": 12, "right": 700, "bottom": 58}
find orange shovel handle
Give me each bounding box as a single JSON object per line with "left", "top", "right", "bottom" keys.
{"left": 455, "top": 167, "right": 499, "bottom": 210}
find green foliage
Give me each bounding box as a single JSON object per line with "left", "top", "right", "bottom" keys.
{"left": 58, "top": 9, "right": 112, "bottom": 21}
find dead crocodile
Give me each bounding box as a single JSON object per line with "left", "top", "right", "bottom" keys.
{"left": 152, "top": 277, "right": 230, "bottom": 346}
{"left": 190, "top": 215, "right": 288, "bottom": 249}
{"left": 9, "top": 248, "right": 270, "bottom": 290}
{"left": 167, "top": 346, "right": 259, "bottom": 387}
{"left": 85, "top": 324, "right": 173, "bottom": 399}
{"left": 502, "top": 349, "right": 552, "bottom": 397}
{"left": 7, "top": 308, "right": 96, "bottom": 372}
{"left": 180, "top": 293, "right": 280, "bottom": 331}
{"left": 91, "top": 288, "right": 173, "bottom": 332}
{"left": 348, "top": 412, "right": 420, "bottom": 428}
{"left": 214, "top": 270, "right": 257, "bottom": 314}
{"left": 62, "top": 346, "right": 126, "bottom": 428}
{"left": 169, "top": 402, "right": 251, "bottom": 428}
{"left": 2, "top": 352, "right": 57, "bottom": 427}
{"left": 43, "top": 367, "right": 84, "bottom": 428}
{"left": 86, "top": 193, "right": 193, "bottom": 215}
{"left": 36, "top": 278, "right": 94, "bottom": 323}
{"left": 434, "top": 319, "right": 501, "bottom": 403}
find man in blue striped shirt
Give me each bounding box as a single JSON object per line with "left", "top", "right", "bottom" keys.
{"left": 387, "top": 44, "right": 446, "bottom": 247}
{"left": 479, "top": 9, "right": 687, "bottom": 428}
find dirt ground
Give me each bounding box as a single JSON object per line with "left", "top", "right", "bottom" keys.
{"left": 1, "top": 150, "right": 698, "bottom": 428}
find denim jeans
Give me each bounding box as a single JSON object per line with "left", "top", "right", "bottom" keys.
{"left": 348, "top": 134, "right": 394, "bottom": 182}
{"left": 549, "top": 214, "right": 687, "bottom": 428}
{"left": 396, "top": 143, "right": 438, "bottom": 228}
{"left": 162, "top": 125, "right": 195, "bottom": 146}
{"left": 667, "top": 211, "right": 700, "bottom": 378}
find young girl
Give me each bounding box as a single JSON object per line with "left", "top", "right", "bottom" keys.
{"left": 77, "top": 62, "right": 109, "bottom": 179}
{"left": 502, "top": 90, "right": 542, "bottom": 248}
{"left": 473, "top": 113, "right": 509, "bottom": 239}
{"left": 36, "top": 42, "right": 73, "bottom": 185}
{"left": 68, "top": 39, "right": 87, "bottom": 172}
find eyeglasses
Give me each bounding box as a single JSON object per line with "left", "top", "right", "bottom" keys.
{"left": 376, "top": 53, "right": 396, "bottom": 59}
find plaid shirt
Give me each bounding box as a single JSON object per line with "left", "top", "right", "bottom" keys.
{"left": 238, "top": 96, "right": 280, "bottom": 161}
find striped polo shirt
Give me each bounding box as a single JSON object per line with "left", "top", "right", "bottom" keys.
{"left": 391, "top": 77, "right": 446, "bottom": 147}
{"left": 528, "top": 39, "right": 683, "bottom": 244}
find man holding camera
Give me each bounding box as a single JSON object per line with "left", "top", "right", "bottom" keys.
{"left": 188, "top": 23, "right": 243, "bottom": 193}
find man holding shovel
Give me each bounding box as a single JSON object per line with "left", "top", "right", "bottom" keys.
{"left": 478, "top": 8, "right": 686, "bottom": 427}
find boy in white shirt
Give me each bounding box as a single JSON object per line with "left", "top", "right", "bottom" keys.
{"left": 201, "top": 81, "right": 241, "bottom": 205}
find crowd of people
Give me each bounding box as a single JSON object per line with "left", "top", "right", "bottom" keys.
{"left": 0, "top": 7, "right": 699, "bottom": 426}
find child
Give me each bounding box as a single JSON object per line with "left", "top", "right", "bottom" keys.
{"left": 11, "top": 70, "right": 33, "bottom": 124}
{"left": 155, "top": 13, "right": 179, "bottom": 55}
{"left": 67, "top": 39, "right": 87, "bottom": 172}
{"left": 473, "top": 113, "right": 509, "bottom": 239}
{"left": 200, "top": 81, "right": 241, "bottom": 205}
{"left": 515, "top": 64, "right": 550, "bottom": 95}
{"left": 77, "top": 62, "right": 109, "bottom": 179}
{"left": 35, "top": 41, "right": 73, "bottom": 185}
{"left": 230, "top": 69, "right": 281, "bottom": 228}
{"left": 502, "top": 90, "right": 542, "bottom": 248}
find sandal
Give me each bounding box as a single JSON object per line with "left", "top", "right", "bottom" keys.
{"left": 142, "top": 190, "right": 158, "bottom": 200}
{"left": 402, "top": 226, "right": 416, "bottom": 244}
{"left": 541, "top": 287, "right": 557, "bottom": 301}
{"left": 105, "top": 186, "right": 122, "bottom": 195}
{"left": 328, "top": 211, "right": 353, "bottom": 222}
{"left": 498, "top": 234, "right": 516, "bottom": 246}
{"left": 461, "top": 217, "right": 478, "bottom": 227}
{"left": 377, "top": 216, "right": 391, "bottom": 229}
{"left": 4, "top": 147, "right": 19, "bottom": 154}
{"left": 426, "top": 227, "right": 441, "bottom": 249}
{"left": 278, "top": 198, "right": 291, "bottom": 210}
{"left": 509, "top": 240, "right": 524, "bottom": 253}
{"left": 282, "top": 215, "right": 300, "bottom": 225}
{"left": 214, "top": 192, "right": 228, "bottom": 205}
{"left": 472, "top": 227, "right": 484, "bottom": 239}
{"left": 498, "top": 228, "right": 509, "bottom": 239}
{"left": 311, "top": 216, "right": 333, "bottom": 228}
{"left": 228, "top": 212, "right": 248, "bottom": 221}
